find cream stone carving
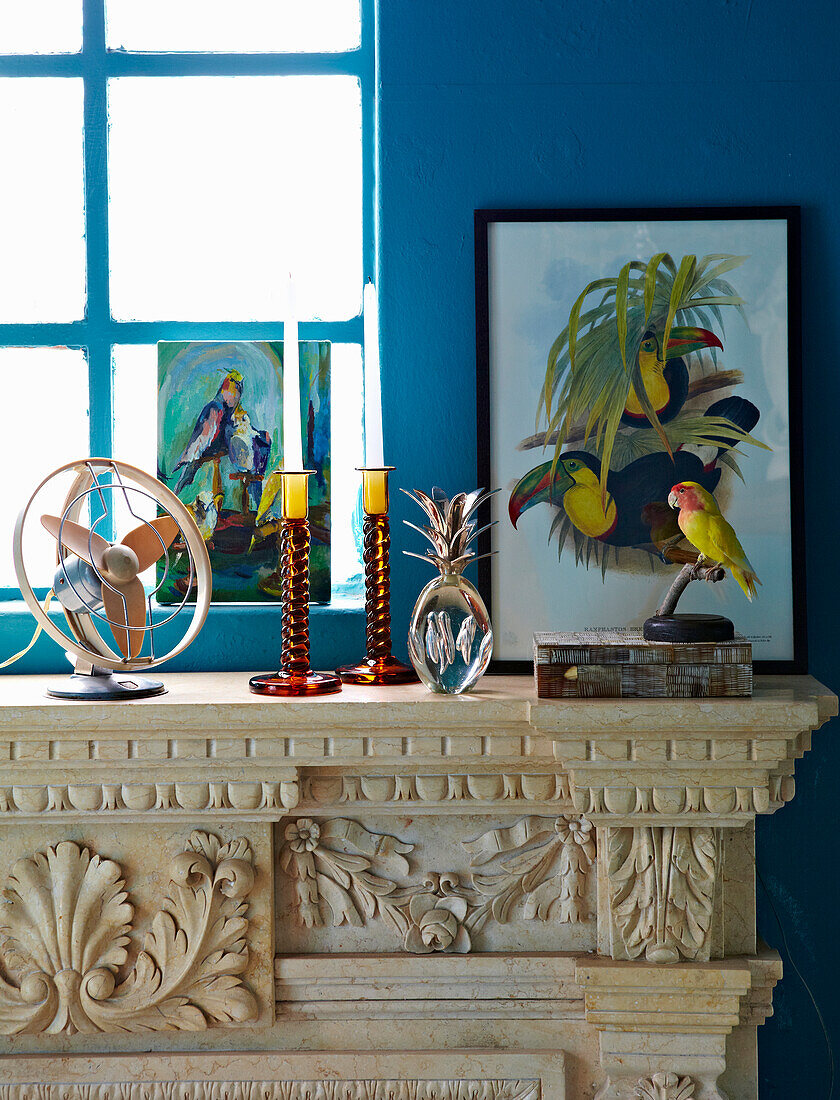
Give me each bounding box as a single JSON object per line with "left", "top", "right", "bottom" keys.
{"left": 279, "top": 815, "right": 595, "bottom": 950}
{"left": 570, "top": 782, "right": 786, "bottom": 821}
{"left": 465, "top": 814, "right": 596, "bottom": 927}
{"left": 634, "top": 1075, "right": 696, "bottom": 1100}
{"left": 608, "top": 826, "right": 718, "bottom": 963}
{"left": 0, "top": 831, "right": 258, "bottom": 1034}
{"left": 0, "top": 779, "right": 300, "bottom": 816}
{"left": 302, "top": 772, "right": 570, "bottom": 807}
{"left": 0, "top": 1081, "right": 541, "bottom": 1100}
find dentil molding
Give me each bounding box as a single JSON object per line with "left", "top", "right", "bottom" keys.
{"left": 0, "top": 831, "right": 258, "bottom": 1035}
{"left": 0, "top": 676, "right": 834, "bottom": 829}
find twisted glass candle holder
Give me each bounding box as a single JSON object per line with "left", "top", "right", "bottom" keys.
{"left": 337, "top": 467, "right": 418, "bottom": 685}
{"left": 249, "top": 470, "right": 342, "bottom": 697}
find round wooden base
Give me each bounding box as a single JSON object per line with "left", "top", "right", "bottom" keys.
{"left": 248, "top": 670, "right": 343, "bottom": 696}
{"left": 336, "top": 655, "right": 419, "bottom": 685}
{"left": 643, "top": 613, "right": 735, "bottom": 643}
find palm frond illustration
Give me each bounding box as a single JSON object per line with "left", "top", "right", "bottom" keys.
{"left": 538, "top": 252, "right": 755, "bottom": 501}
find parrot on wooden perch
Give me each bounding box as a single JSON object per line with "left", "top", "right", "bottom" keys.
{"left": 667, "top": 481, "right": 761, "bottom": 600}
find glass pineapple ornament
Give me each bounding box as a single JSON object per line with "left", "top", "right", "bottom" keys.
{"left": 402, "top": 487, "right": 497, "bottom": 694}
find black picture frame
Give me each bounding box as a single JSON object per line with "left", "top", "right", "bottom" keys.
{"left": 475, "top": 205, "right": 806, "bottom": 675}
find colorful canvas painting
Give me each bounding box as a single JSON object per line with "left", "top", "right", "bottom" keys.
{"left": 157, "top": 340, "right": 331, "bottom": 603}
{"left": 476, "top": 208, "right": 805, "bottom": 671}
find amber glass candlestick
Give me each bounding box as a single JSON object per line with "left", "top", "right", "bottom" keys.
{"left": 250, "top": 471, "right": 342, "bottom": 697}
{"left": 338, "top": 467, "right": 418, "bottom": 685}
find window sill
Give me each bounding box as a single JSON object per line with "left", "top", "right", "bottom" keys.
{"left": 0, "top": 599, "right": 365, "bottom": 675}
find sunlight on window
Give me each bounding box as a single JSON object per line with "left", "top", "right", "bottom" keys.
{"left": 106, "top": 0, "right": 360, "bottom": 54}
{"left": 329, "top": 344, "right": 365, "bottom": 596}
{"left": 0, "top": 349, "right": 89, "bottom": 589}
{"left": 108, "top": 76, "right": 363, "bottom": 323}
{"left": 112, "top": 343, "right": 364, "bottom": 595}
{"left": 0, "top": 2, "right": 82, "bottom": 54}
{"left": 0, "top": 80, "right": 86, "bottom": 323}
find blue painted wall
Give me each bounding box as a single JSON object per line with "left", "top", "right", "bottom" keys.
{"left": 378, "top": 1, "right": 839, "bottom": 1094}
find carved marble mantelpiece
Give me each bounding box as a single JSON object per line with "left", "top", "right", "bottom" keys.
{"left": 0, "top": 672, "right": 834, "bottom": 1099}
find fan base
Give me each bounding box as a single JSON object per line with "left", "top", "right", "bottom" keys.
{"left": 249, "top": 670, "right": 343, "bottom": 697}
{"left": 47, "top": 673, "right": 166, "bottom": 701}
{"left": 337, "top": 654, "right": 419, "bottom": 685}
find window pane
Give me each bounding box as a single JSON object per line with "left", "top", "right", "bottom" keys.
{"left": 0, "top": 3, "right": 82, "bottom": 54}
{"left": 1, "top": 348, "right": 89, "bottom": 589}
{"left": 111, "top": 345, "right": 158, "bottom": 524}
{"left": 0, "top": 80, "right": 86, "bottom": 323}
{"left": 106, "top": 0, "right": 360, "bottom": 53}
{"left": 108, "top": 77, "right": 363, "bottom": 322}
{"left": 112, "top": 343, "right": 364, "bottom": 595}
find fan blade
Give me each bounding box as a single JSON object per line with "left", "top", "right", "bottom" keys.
{"left": 41, "top": 515, "right": 107, "bottom": 570}
{"left": 102, "top": 577, "right": 147, "bottom": 659}
{"left": 121, "top": 516, "right": 181, "bottom": 572}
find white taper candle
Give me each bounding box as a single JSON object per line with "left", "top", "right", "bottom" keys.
{"left": 283, "top": 273, "right": 303, "bottom": 470}
{"left": 363, "top": 279, "right": 385, "bottom": 467}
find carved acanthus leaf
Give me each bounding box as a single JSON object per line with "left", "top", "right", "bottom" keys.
{"left": 278, "top": 814, "right": 595, "bottom": 952}
{"left": 0, "top": 832, "right": 258, "bottom": 1035}
{"left": 635, "top": 1073, "right": 696, "bottom": 1099}
{"left": 608, "top": 826, "right": 718, "bottom": 963}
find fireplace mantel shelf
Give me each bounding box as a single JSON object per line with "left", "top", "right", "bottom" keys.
{"left": 0, "top": 672, "right": 834, "bottom": 1100}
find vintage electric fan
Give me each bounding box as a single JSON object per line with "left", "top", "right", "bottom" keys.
{"left": 13, "top": 459, "right": 212, "bottom": 699}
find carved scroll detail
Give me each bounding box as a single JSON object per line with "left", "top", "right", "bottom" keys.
{"left": 0, "top": 832, "right": 258, "bottom": 1035}
{"left": 278, "top": 815, "right": 595, "bottom": 951}
{"left": 635, "top": 1073, "right": 696, "bottom": 1100}
{"left": 608, "top": 826, "right": 718, "bottom": 963}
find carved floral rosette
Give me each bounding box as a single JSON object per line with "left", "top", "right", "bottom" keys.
{"left": 0, "top": 832, "right": 258, "bottom": 1035}
{"left": 278, "top": 814, "right": 596, "bottom": 951}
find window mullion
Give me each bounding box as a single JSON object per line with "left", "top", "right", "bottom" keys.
{"left": 82, "top": 0, "right": 112, "bottom": 459}
{"left": 105, "top": 51, "right": 364, "bottom": 78}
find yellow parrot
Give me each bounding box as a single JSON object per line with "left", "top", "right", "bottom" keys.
{"left": 668, "top": 481, "right": 761, "bottom": 600}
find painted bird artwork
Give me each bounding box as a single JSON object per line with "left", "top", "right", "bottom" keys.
{"left": 668, "top": 481, "right": 761, "bottom": 600}
{"left": 510, "top": 251, "right": 770, "bottom": 575}
{"left": 172, "top": 369, "right": 244, "bottom": 493}
{"left": 157, "top": 341, "right": 333, "bottom": 604}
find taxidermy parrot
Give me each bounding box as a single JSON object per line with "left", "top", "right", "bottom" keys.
{"left": 509, "top": 397, "right": 759, "bottom": 552}
{"left": 622, "top": 327, "right": 723, "bottom": 425}
{"left": 172, "top": 369, "right": 244, "bottom": 493}
{"left": 668, "top": 481, "right": 761, "bottom": 600}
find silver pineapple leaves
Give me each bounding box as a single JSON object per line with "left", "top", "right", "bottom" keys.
{"left": 402, "top": 486, "right": 499, "bottom": 575}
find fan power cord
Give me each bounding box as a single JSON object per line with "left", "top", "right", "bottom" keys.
{"left": 0, "top": 590, "right": 54, "bottom": 669}
{"left": 757, "top": 864, "right": 835, "bottom": 1100}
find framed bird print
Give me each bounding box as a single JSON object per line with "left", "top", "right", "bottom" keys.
{"left": 475, "top": 207, "right": 806, "bottom": 673}
{"left": 157, "top": 340, "right": 331, "bottom": 603}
